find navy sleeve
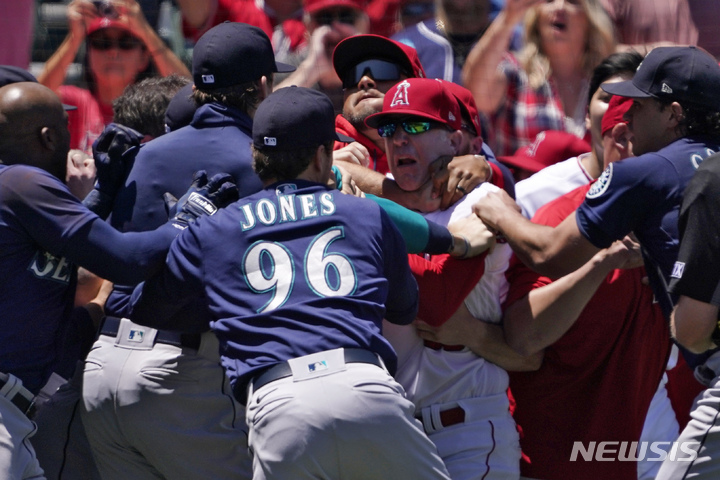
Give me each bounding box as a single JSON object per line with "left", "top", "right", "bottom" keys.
{"left": 129, "top": 224, "right": 209, "bottom": 332}
{"left": 3, "top": 165, "right": 177, "bottom": 285}
{"left": 576, "top": 156, "right": 666, "bottom": 248}
{"left": 379, "top": 208, "right": 419, "bottom": 325}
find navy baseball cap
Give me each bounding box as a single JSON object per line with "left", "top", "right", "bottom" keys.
{"left": 164, "top": 83, "right": 197, "bottom": 132}
{"left": 253, "top": 86, "right": 353, "bottom": 150}
{"left": 0, "top": 66, "right": 77, "bottom": 111}
{"left": 601, "top": 46, "right": 720, "bottom": 110}
{"left": 192, "top": 22, "right": 295, "bottom": 90}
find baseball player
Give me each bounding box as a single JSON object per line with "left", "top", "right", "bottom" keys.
{"left": 365, "top": 77, "right": 537, "bottom": 479}
{"left": 80, "top": 22, "right": 294, "bottom": 480}
{"left": 0, "top": 81, "right": 231, "bottom": 479}
{"left": 129, "top": 86, "right": 452, "bottom": 480}
{"left": 659, "top": 152, "right": 720, "bottom": 479}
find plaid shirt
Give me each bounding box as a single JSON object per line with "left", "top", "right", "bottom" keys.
{"left": 489, "top": 54, "right": 587, "bottom": 157}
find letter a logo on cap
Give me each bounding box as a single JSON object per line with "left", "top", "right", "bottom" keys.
{"left": 390, "top": 80, "right": 411, "bottom": 107}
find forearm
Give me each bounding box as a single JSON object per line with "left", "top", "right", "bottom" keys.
{"left": 461, "top": 10, "right": 517, "bottom": 114}
{"left": 137, "top": 23, "right": 190, "bottom": 77}
{"left": 174, "top": 0, "right": 215, "bottom": 29}
{"left": 38, "top": 31, "right": 84, "bottom": 92}
{"left": 274, "top": 58, "right": 323, "bottom": 90}
{"left": 671, "top": 296, "right": 719, "bottom": 354}
{"left": 504, "top": 249, "right": 619, "bottom": 356}
{"left": 467, "top": 320, "right": 543, "bottom": 371}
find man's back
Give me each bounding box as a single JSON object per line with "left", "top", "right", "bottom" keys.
{"left": 109, "top": 102, "right": 262, "bottom": 233}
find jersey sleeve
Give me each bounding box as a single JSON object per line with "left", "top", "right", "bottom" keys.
{"left": 669, "top": 161, "right": 720, "bottom": 306}
{"left": 1, "top": 166, "right": 176, "bottom": 285}
{"left": 129, "top": 223, "right": 209, "bottom": 332}
{"left": 576, "top": 156, "right": 667, "bottom": 248}
{"left": 367, "top": 194, "right": 452, "bottom": 254}
{"left": 380, "top": 209, "right": 419, "bottom": 325}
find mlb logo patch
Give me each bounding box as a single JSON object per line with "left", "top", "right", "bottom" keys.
{"left": 264, "top": 137, "right": 277, "bottom": 146}
{"left": 202, "top": 74, "right": 215, "bottom": 84}
{"left": 671, "top": 262, "right": 685, "bottom": 279}
{"left": 308, "top": 361, "right": 328, "bottom": 373}
{"left": 127, "top": 329, "right": 144, "bottom": 343}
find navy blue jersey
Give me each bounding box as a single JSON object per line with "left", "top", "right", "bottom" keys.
{"left": 105, "top": 102, "right": 263, "bottom": 316}
{"left": 576, "top": 136, "right": 720, "bottom": 316}
{"left": 0, "top": 164, "right": 177, "bottom": 392}
{"left": 130, "top": 181, "right": 418, "bottom": 395}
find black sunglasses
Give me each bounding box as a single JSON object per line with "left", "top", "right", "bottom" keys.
{"left": 314, "top": 9, "right": 358, "bottom": 26}
{"left": 343, "top": 59, "right": 404, "bottom": 88}
{"left": 88, "top": 35, "right": 142, "bottom": 51}
{"left": 377, "top": 120, "right": 448, "bottom": 138}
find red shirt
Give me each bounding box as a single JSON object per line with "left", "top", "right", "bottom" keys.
{"left": 60, "top": 85, "right": 112, "bottom": 153}
{"left": 334, "top": 115, "right": 390, "bottom": 174}
{"left": 506, "top": 185, "right": 670, "bottom": 480}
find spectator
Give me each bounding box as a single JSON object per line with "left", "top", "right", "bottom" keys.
{"left": 0, "top": 2, "right": 34, "bottom": 68}
{"left": 600, "top": 0, "right": 698, "bottom": 55}
{"left": 38, "top": 0, "right": 190, "bottom": 152}
{"left": 513, "top": 51, "right": 642, "bottom": 219}
{"left": 393, "top": 0, "right": 521, "bottom": 84}
{"left": 462, "top": 0, "right": 615, "bottom": 156}
{"left": 274, "top": 0, "right": 370, "bottom": 113}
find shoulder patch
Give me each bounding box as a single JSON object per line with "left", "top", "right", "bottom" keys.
{"left": 586, "top": 164, "right": 614, "bottom": 199}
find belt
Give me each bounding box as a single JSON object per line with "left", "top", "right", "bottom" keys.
{"left": 252, "top": 348, "right": 383, "bottom": 393}
{"left": 423, "top": 340, "right": 464, "bottom": 352}
{"left": 0, "top": 373, "right": 36, "bottom": 419}
{"left": 100, "top": 316, "right": 202, "bottom": 350}
{"left": 416, "top": 406, "right": 466, "bottom": 433}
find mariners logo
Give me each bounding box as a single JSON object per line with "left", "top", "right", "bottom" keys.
{"left": 390, "top": 80, "right": 411, "bottom": 107}
{"left": 27, "top": 251, "right": 72, "bottom": 284}
{"left": 586, "top": 164, "right": 614, "bottom": 199}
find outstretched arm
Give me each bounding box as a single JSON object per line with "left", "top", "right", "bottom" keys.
{"left": 473, "top": 189, "right": 599, "bottom": 278}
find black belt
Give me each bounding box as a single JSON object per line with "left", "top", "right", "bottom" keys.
{"left": 0, "top": 374, "right": 36, "bottom": 419}
{"left": 100, "top": 316, "right": 202, "bottom": 350}
{"left": 415, "top": 406, "right": 466, "bottom": 433}
{"left": 252, "top": 348, "right": 383, "bottom": 393}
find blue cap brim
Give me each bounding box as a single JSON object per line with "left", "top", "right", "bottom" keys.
{"left": 336, "top": 132, "right": 355, "bottom": 143}
{"left": 275, "top": 61, "right": 296, "bottom": 74}
{"left": 601, "top": 80, "right": 652, "bottom": 98}
{"left": 63, "top": 104, "right": 77, "bottom": 111}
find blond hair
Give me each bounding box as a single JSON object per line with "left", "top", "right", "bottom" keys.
{"left": 518, "top": 0, "right": 616, "bottom": 89}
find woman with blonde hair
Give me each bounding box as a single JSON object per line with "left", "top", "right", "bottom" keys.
{"left": 462, "top": 0, "right": 615, "bottom": 157}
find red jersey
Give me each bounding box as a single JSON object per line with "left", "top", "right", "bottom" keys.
{"left": 506, "top": 184, "right": 671, "bottom": 480}
{"left": 59, "top": 85, "right": 112, "bottom": 153}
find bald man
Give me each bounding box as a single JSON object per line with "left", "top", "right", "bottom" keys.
{"left": 0, "top": 82, "right": 232, "bottom": 479}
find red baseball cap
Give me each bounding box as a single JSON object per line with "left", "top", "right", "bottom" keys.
{"left": 601, "top": 95, "right": 633, "bottom": 136}
{"left": 364, "top": 78, "right": 462, "bottom": 130}
{"left": 332, "top": 34, "right": 426, "bottom": 82}
{"left": 498, "top": 130, "right": 590, "bottom": 174}
{"left": 304, "top": 0, "right": 367, "bottom": 14}
{"left": 443, "top": 82, "right": 482, "bottom": 139}
{"left": 87, "top": 16, "right": 133, "bottom": 36}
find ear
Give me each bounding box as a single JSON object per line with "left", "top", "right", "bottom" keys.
{"left": 668, "top": 102, "right": 685, "bottom": 128}
{"left": 611, "top": 123, "right": 633, "bottom": 159}
{"left": 469, "top": 135, "right": 484, "bottom": 155}
{"left": 259, "top": 76, "right": 271, "bottom": 100}
{"left": 448, "top": 129, "right": 464, "bottom": 155}
{"left": 39, "top": 126, "right": 58, "bottom": 152}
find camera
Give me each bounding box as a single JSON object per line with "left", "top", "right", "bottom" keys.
{"left": 92, "top": 1, "right": 119, "bottom": 19}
